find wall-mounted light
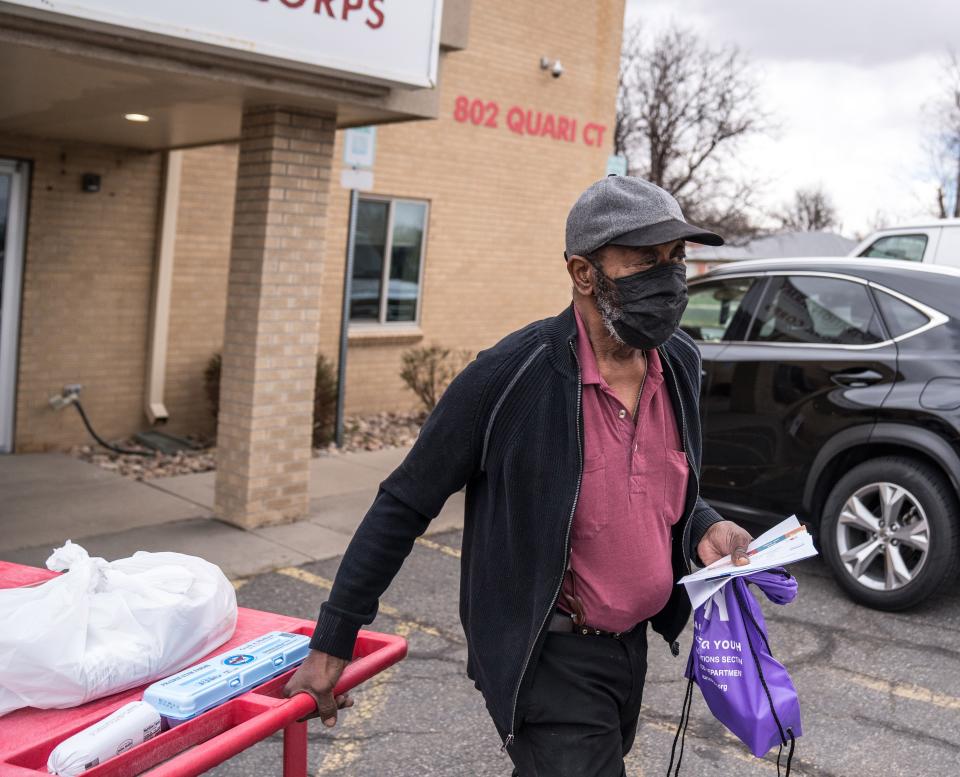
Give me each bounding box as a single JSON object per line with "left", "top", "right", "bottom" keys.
{"left": 540, "top": 56, "right": 564, "bottom": 79}
{"left": 124, "top": 113, "right": 150, "bottom": 122}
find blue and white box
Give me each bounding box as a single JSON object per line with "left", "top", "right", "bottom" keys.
{"left": 143, "top": 631, "right": 311, "bottom": 726}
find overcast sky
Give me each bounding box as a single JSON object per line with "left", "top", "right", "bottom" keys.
{"left": 623, "top": 0, "right": 959, "bottom": 236}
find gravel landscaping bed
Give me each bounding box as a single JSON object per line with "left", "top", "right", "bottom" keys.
{"left": 313, "top": 410, "right": 425, "bottom": 457}
{"left": 70, "top": 438, "right": 216, "bottom": 480}
{"left": 71, "top": 411, "right": 426, "bottom": 480}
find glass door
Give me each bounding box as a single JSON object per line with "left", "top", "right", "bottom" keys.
{"left": 0, "top": 160, "right": 28, "bottom": 453}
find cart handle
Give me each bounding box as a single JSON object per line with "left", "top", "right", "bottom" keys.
{"left": 145, "top": 634, "right": 407, "bottom": 777}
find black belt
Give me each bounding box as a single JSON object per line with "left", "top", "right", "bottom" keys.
{"left": 548, "top": 607, "right": 638, "bottom": 639}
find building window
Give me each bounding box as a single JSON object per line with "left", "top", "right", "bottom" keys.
{"left": 349, "top": 197, "right": 428, "bottom": 325}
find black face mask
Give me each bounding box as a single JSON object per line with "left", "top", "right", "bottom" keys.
{"left": 602, "top": 262, "right": 689, "bottom": 350}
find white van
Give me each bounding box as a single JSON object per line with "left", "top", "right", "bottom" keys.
{"left": 849, "top": 218, "right": 960, "bottom": 267}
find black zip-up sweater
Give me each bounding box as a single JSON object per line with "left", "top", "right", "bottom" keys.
{"left": 310, "top": 302, "right": 723, "bottom": 744}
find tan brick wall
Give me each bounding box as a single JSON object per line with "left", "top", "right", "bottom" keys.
{"left": 321, "top": 0, "right": 627, "bottom": 415}
{"left": 7, "top": 0, "right": 626, "bottom": 449}
{"left": 214, "top": 108, "right": 335, "bottom": 528}
{"left": 2, "top": 134, "right": 162, "bottom": 451}
{"left": 163, "top": 143, "right": 238, "bottom": 440}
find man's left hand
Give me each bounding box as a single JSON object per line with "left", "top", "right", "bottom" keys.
{"left": 697, "top": 520, "right": 753, "bottom": 567}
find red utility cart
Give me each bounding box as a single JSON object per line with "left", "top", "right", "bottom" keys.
{"left": 0, "top": 561, "right": 407, "bottom": 776}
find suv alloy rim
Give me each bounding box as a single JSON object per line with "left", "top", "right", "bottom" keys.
{"left": 835, "top": 482, "right": 930, "bottom": 591}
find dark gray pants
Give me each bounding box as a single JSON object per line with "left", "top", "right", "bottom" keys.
{"left": 502, "top": 621, "right": 649, "bottom": 777}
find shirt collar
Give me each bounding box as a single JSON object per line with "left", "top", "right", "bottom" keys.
{"left": 572, "top": 303, "right": 663, "bottom": 386}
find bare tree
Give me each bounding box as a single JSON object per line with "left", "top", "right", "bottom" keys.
{"left": 616, "top": 24, "right": 770, "bottom": 242}
{"left": 928, "top": 50, "right": 960, "bottom": 219}
{"left": 776, "top": 186, "right": 840, "bottom": 232}
{"left": 853, "top": 209, "right": 891, "bottom": 241}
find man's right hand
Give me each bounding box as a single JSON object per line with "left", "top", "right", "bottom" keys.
{"left": 283, "top": 649, "right": 352, "bottom": 726}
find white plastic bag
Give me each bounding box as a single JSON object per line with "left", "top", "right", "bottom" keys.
{"left": 47, "top": 701, "right": 162, "bottom": 775}
{"left": 0, "top": 541, "right": 237, "bottom": 716}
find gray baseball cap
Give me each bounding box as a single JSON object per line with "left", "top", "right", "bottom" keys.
{"left": 564, "top": 175, "right": 723, "bottom": 259}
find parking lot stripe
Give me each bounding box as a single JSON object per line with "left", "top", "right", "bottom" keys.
{"left": 315, "top": 622, "right": 411, "bottom": 776}
{"left": 275, "top": 566, "right": 458, "bottom": 642}
{"left": 415, "top": 536, "right": 461, "bottom": 558}
{"left": 314, "top": 731, "right": 359, "bottom": 774}
{"left": 276, "top": 566, "right": 335, "bottom": 590}
{"left": 836, "top": 668, "right": 960, "bottom": 710}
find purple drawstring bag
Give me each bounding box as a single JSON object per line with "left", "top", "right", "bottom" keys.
{"left": 667, "top": 569, "right": 802, "bottom": 776}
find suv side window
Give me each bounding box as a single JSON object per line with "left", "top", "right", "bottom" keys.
{"left": 749, "top": 276, "right": 885, "bottom": 346}
{"left": 680, "top": 278, "right": 755, "bottom": 342}
{"left": 860, "top": 234, "right": 927, "bottom": 262}
{"left": 873, "top": 290, "right": 930, "bottom": 338}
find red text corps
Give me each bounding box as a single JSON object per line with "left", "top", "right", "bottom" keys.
{"left": 257, "top": 0, "right": 385, "bottom": 30}
{"left": 453, "top": 96, "right": 607, "bottom": 148}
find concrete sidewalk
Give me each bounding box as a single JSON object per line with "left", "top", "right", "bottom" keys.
{"left": 0, "top": 447, "right": 464, "bottom": 579}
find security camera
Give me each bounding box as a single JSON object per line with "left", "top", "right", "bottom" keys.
{"left": 540, "top": 56, "right": 565, "bottom": 78}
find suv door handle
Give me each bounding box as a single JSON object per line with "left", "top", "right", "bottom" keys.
{"left": 830, "top": 369, "right": 883, "bottom": 387}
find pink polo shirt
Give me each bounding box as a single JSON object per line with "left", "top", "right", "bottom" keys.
{"left": 558, "top": 304, "right": 690, "bottom": 633}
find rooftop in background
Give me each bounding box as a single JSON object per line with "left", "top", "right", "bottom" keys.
{"left": 687, "top": 230, "right": 857, "bottom": 263}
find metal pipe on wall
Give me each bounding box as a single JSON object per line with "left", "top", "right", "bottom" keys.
{"left": 144, "top": 149, "right": 183, "bottom": 425}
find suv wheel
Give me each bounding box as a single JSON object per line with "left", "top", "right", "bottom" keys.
{"left": 821, "top": 456, "right": 959, "bottom": 610}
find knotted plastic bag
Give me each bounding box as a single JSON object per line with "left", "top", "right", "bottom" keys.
{"left": 0, "top": 541, "right": 237, "bottom": 716}
{"left": 668, "top": 569, "right": 801, "bottom": 775}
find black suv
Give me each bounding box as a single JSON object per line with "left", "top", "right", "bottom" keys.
{"left": 681, "top": 258, "right": 960, "bottom": 610}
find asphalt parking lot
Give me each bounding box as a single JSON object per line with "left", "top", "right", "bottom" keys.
{"left": 217, "top": 526, "right": 960, "bottom": 777}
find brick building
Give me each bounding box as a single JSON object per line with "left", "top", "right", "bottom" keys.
{"left": 0, "top": 0, "right": 625, "bottom": 527}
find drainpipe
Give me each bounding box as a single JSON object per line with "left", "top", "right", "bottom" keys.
{"left": 144, "top": 150, "right": 183, "bottom": 425}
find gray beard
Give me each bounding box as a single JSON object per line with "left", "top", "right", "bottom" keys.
{"left": 593, "top": 264, "right": 626, "bottom": 346}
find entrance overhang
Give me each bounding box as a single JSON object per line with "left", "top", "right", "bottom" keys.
{"left": 0, "top": 0, "right": 462, "bottom": 150}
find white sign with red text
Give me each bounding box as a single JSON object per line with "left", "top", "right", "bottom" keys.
{"left": 0, "top": 0, "right": 443, "bottom": 88}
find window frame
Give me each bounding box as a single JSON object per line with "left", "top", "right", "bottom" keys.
{"left": 347, "top": 194, "right": 430, "bottom": 330}
{"left": 697, "top": 270, "right": 947, "bottom": 350}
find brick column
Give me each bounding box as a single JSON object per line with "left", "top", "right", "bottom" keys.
{"left": 214, "top": 107, "right": 335, "bottom": 529}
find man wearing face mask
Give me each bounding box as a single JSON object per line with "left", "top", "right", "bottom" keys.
{"left": 284, "top": 175, "right": 753, "bottom": 776}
